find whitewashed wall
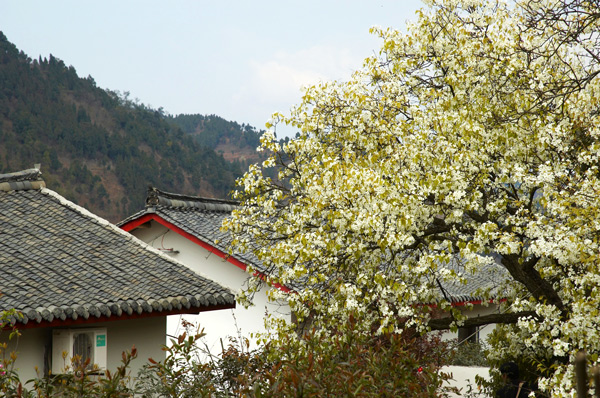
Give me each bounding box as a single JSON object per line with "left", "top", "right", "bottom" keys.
{"left": 1, "top": 316, "right": 166, "bottom": 385}
{"left": 129, "top": 221, "right": 291, "bottom": 352}
{"left": 442, "top": 365, "right": 491, "bottom": 397}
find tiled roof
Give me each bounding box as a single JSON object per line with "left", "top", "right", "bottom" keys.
{"left": 120, "top": 187, "right": 509, "bottom": 303}
{"left": 433, "top": 253, "right": 508, "bottom": 304}
{"left": 0, "top": 170, "right": 235, "bottom": 327}
{"left": 0, "top": 167, "right": 45, "bottom": 191}
{"left": 120, "top": 187, "right": 267, "bottom": 275}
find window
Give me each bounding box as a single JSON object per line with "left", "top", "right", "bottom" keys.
{"left": 458, "top": 326, "right": 478, "bottom": 344}
{"left": 52, "top": 328, "right": 107, "bottom": 374}
{"left": 72, "top": 331, "right": 95, "bottom": 368}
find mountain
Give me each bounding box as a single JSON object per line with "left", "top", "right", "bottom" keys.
{"left": 167, "top": 114, "right": 268, "bottom": 170}
{"left": 0, "top": 32, "right": 266, "bottom": 222}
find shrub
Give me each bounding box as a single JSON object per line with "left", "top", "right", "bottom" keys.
{"left": 1, "top": 314, "right": 454, "bottom": 397}
{"left": 450, "top": 341, "right": 489, "bottom": 367}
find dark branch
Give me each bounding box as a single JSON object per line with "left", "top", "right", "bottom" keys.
{"left": 427, "top": 311, "right": 537, "bottom": 330}
{"left": 501, "top": 254, "right": 567, "bottom": 317}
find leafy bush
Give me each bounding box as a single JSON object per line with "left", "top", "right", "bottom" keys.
{"left": 1, "top": 346, "right": 138, "bottom": 398}
{"left": 2, "top": 315, "right": 454, "bottom": 397}
{"left": 135, "top": 319, "right": 455, "bottom": 398}
{"left": 245, "top": 327, "right": 455, "bottom": 397}
{"left": 450, "top": 341, "right": 489, "bottom": 367}
{"left": 0, "top": 309, "right": 23, "bottom": 396}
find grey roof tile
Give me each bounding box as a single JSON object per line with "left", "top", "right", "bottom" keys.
{"left": 433, "top": 254, "right": 508, "bottom": 303}
{"left": 0, "top": 170, "right": 235, "bottom": 326}
{"left": 120, "top": 187, "right": 267, "bottom": 275}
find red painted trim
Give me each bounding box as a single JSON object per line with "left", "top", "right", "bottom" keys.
{"left": 7, "top": 304, "right": 234, "bottom": 331}
{"left": 451, "top": 300, "right": 484, "bottom": 307}
{"left": 121, "top": 214, "right": 291, "bottom": 293}
{"left": 120, "top": 213, "right": 156, "bottom": 232}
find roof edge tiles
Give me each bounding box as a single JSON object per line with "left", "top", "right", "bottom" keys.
{"left": 0, "top": 167, "right": 46, "bottom": 191}
{"left": 146, "top": 186, "right": 238, "bottom": 212}
{"left": 7, "top": 301, "right": 236, "bottom": 330}
{"left": 5, "top": 281, "right": 236, "bottom": 328}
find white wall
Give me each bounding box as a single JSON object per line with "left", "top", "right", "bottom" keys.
{"left": 1, "top": 316, "right": 166, "bottom": 385}
{"left": 442, "top": 365, "right": 491, "bottom": 397}
{"left": 1, "top": 326, "right": 48, "bottom": 382}
{"left": 440, "top": 303, "right": 499, "bottom": 343}
{"left": 95, "top": 316, "right": 166, "bottom": 373}
{"left": 130, "top": 221, "right": 291, "bottom": 353}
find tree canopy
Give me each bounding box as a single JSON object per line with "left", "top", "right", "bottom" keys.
{"left": 225, "top": 0, "right": 600, "bottom": 394}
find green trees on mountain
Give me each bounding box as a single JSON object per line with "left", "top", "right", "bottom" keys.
{"left": 0, "top": 31, "right": 250, "bottom": 221}
{"left": 168, "top": 114, "right": 263, "bottom": 151}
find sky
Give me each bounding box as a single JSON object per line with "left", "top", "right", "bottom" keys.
{"left": 1, "top": 1, "right": 424, "bottom": 138}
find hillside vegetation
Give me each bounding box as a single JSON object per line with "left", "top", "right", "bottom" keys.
{"left": 0, "top": 32, "right": 266, "bottom": 222}
{"left": 167, "top": 114, "right": 268, "bottom": 168}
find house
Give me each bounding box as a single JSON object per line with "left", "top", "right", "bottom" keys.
{"left": 120, "top": 187, "right": 507, "bottom": 347}
{"left": 429, "top": 254, "right": 508, "bottom": 343}
{"left": 119, "top": 187, "right": 291, "bottom": 350}
{"left": 0, "top": 168, "right": 236, "bottom": 383}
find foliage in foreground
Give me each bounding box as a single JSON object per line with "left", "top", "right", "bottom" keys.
{"left": 138, "top": 321, "right": 454, "bottom": 397}
{"left": 1, "top": 319, "right": 454, "bottom": 397}
{"left": 137, "top": 318, "right": 456, "bottom": 397}
{"left": 224, "top": 0, "right": 600, "bottom": 395}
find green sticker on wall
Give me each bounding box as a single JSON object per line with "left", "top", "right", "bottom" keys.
{"left": 96, "top": 334, "right": 106, "bottom": 347}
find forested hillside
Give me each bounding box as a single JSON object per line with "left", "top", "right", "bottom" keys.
{"left": 167, "top": 114, "right": 267, "bottom": 168}
{"left": 0, "top": 32, "right": 264, "bottom": 222}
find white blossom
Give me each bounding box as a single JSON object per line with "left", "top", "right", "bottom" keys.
{"left": 223, "top": 0, "right": 600, "bottom": 395}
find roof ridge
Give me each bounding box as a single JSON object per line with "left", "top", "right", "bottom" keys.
{"left": 146, "top": 186, "right": 238, "bottom": 212}
{"left": 0, "top": 166, "right": 46, "bottom": 191}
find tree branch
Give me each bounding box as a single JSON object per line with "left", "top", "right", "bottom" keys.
{"left": 427, "top": 311, "right": 537, "bottom": 330}
{"left": 501, "top": 254, "right": 567, "bottom": 317}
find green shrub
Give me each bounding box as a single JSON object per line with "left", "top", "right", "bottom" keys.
{"left": 1, "top": 314, "right": 454, "bottom": 397}
{"left": 450, "top": 341, "right": 489, "bottom": 367}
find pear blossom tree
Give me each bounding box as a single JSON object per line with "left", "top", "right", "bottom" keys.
{"left": 224, "top": 0, "right": 600, "bottom": 394}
